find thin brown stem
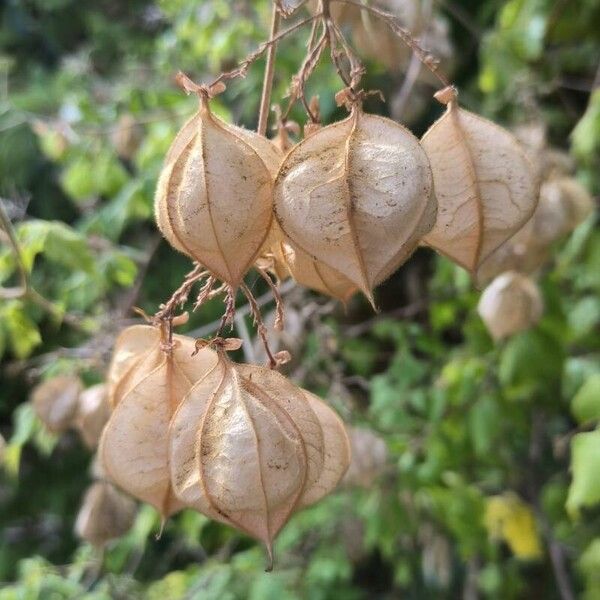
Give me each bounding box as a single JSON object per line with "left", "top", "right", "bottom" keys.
{"left": 215, "top": 287, "right": 237, "bottom": 338}
{"left": 207, "top": 14, "right": 318, "bottom": 91}
{"left": 240, "top": 283, "right": 277, "bottom": 368}
{"left": 332, "top": 0, "right": 451, "bottom": 88}
{"left": 256, "top": 266, "right": 285, "bottom": 331}
{"left": 193, "top": 275, "right": 217, "bottom": 311}
{"left": 257, "top": 4, "right": 281, "bottom": 136}
{"left": 283, "top": 25, "right": 329, "bottom": 121}
{"left": 155, "top": 263, "right": 208, "bottom": 321}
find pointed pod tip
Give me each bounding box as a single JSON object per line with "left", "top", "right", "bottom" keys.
{"left": 362, "top": 289, "right": 378, "bottom": 313}
{"left": 155, "top": 517, "right": 166, "bottom": 541}
{"left": 264, "top": 542, "right": 274, "bottom": 572}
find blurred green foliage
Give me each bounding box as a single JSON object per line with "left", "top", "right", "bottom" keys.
{"left": 0, "top": 0, "right": 599, "bottom": 598}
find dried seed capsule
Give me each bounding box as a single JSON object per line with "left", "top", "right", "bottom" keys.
{"left": 31, "top": 375, "right": 82, "bottom": 434}
{"left": 169, "top": 354, "right": 350, "bottom": 564}
{"left": 421, "top": 97, "right": 538, "bottom": 275}
{"left": 477, "top": 272, "right": 543, "bottom": 341}
{"left": 155, "top": 96, "right": 279, "bottom": 287}
{"left": 281, "top": 238, "right": 357, "bottom": 304}
{"left": 75, "top": 384, "right": 110, "bottom": 449}
{"left": 75, "top": 481, "right": 137, "bottom": 547}
{"left": 343, "top": 426, "right": 388, "bottom": 488}
{"left": 537, "top": 177, "right": 594, "bottom": 240}
{"left": 274, "top": 107, "right": 435, "bottom": 305}
{"left": 297, "top": 389, "right": 351, "bottom": 507}
{"left": 100, "top": 331, "right": 218, "bottom": 520}
{"left": 475, "top": 176, "right": 594, "bottom": 287}
{"left": 169, "top": 356, "right": 320, "bottom": 562}
{"left": 106, "top": 325, "right": 161, "bottom": 408}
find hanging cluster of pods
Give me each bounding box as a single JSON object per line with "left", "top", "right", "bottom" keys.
{"left": 52, "top": 0, "right": 594, "bottom": 566}
{"left": 98, "top": 325, "right": 350, "bottom": 566}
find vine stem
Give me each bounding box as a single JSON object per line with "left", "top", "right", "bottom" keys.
{"left": 332, "top": 0, "right": 451, "bottom": 88}
{"left": 257, "top": 4, "right": 281, "bottom": 136}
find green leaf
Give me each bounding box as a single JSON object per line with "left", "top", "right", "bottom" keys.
{"left": 2, "top": 301, "right": 42, "bottom": 359}
{"left": 567, "top": 430, "right": 600, "bottom": 518}
{"left": 572, "top": 90, "right": 600, "bottom": 165}
{"left": 44, "top": 222, "right": 95, "bottom": 273}
{"left": 572, "top": 375, "right": 600, "bottom": 425}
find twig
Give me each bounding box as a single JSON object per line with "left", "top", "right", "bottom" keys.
{"left": 257, "top": 4, "right": 281, "bottom": 136}
{"left": 207, "top": 14, "right": 318, "bottom": 91}
{"left": 332, "top": 0, "right": 451, "bottom": 88}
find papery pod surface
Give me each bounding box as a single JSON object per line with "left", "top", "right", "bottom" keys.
{"left": 75, "top": 481, "right": 137, "bottom": 547}
{"left": 422, "top": 100, "right": 538, "bottom": 274}
{"left": 155, "top": 97, "right": 276, "bottom": 287}
{"left": 169, "top": 356, "right": 327, "bottom": 561}
{"left": 477, "top": 271, "right": 543, "bottom": 341}
{"left": 343, "top": 426, "right": 389, "bottom": 488}
{"left": 106, "top": 325, "right": 160, "bottom": 409}
{"left": 297, "top": 389, "right": 351, "bottom": 507}
{"left": 75, "top": 384, "right": 110, "bottom": 449}
{"left": 31, "top": 375, "right": 82, "bottom": 433}
{"left": 538, "top": 177, "right": 594, "bottom": 238}
{"left": 474, "top": 222, "right": 548, "bottom": 289}
{"left": 101, "top": 331, "right": 218, "bottom": 519}
{"left": 280, "top": 232, "right": 357, "bottom": 303}
{"left": 274, "top": 108, "right": 435, "bottom": 304}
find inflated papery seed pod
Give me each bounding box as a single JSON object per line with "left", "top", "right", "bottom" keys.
{"left": 422, "top": 88, "right": 537, "bottom": 275}
{"left": 343, "top": 426, "right": 388, "bottom": 488}
{"left": 274, "top": 106, "right": 435, "bottom": 305}
{"left": 155, "top": 92, "right": 278, "bottom": 288}
{"left": 254, "top": 142, "right": 290, "bottom": 281}
{"left": 75, "top": 481, "right": 137, "bottom": 547}
{"left": 281, "top": 238, "right": 357, "bottom": 304}
{"left": 169, "top": 350, "right": 350, "bottom": 565}
{"left": 106, "top": 325, "right": 161, "bottom": 409}
{"left": 297, "top": 388, "right": 351, "bottom": 507}
{"left": 266, "top": 218, "right": 357, "bottom": 302}
{"left": 100, "top": 329, "right": 218, "bottom": 520}
{"left": 31, "top": 375, "right": 82, "bottom": 434}
{"left": 75, "top": 384, "right": 110, "bottom": 449}
{"left": 474, "top": 223, "right": 547, "bottom": 289}
{"left": 475, "top": 176, "right": 594, "bottom": 287}
{"left": 477, "top": 272, "right": 543, "bottom": 341}
{"left": 538, "top": 177, "right": 594, "bottom": 239}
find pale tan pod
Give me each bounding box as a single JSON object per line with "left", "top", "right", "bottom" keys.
{"left": 477, "top": 272, "right": 543, "bottom": 341}
{"left": 342, "top": 426, "right": 389, "bottom": 488}
{"left": 31, "top": 375, "right": 82, "bottom": 434}
{"left": 422, "top": 102, "right": 538, "bottom": 274}
{"left": 154, "top": 99, "right": 273, "bottom": 287}
{"left": 169, "top": 357, "right": 323, "bottom": 561}
{"left": 474, "top": 176, "right": 594, "bottom": 287}
{"left": 75, "top": 384, "right": 110, "bottom": 449}
{"left": 75, "top": 481, "right": 137, "bottom": 547}
{"left": 281, "top": 238, "right": 357, "bottom": 304}
{"left": 538, "top": 177, "right": 594, "bottom": 238}
{"left": 100, "top": 335, "right": 217, "bottom": 519}
{"left": 274, "top": 108, "right": 435, "bottom": 304}
{"left": 298, "top": 389, "right": 351, "bottom": 507}
{"left": 106, "top": 325, "right": 160, "bottom": 408}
